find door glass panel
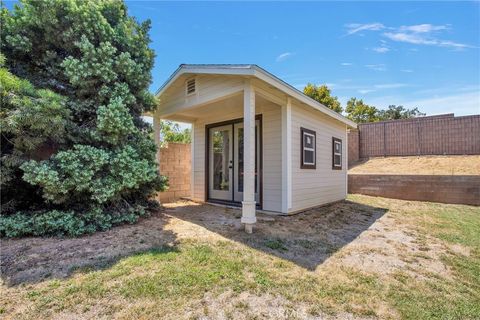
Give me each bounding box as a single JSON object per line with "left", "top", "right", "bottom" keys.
{"left": 237, "top": 126, "right": 258, "bottom": 193}
{"left": 212, "top": 130, "right": 230, "bottom": 191}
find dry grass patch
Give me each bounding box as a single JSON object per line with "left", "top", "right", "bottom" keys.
{"left": 349, "top": 155, "right": 480, "bottom": 175}
{"left": 1, "top": 196, "right": 479, "bottom": 319}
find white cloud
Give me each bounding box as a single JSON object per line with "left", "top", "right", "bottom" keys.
{"left": 399, "top": 24, "right": 449, "bottom": 33}
{"left": 365, "top": 64, "right": 387, "bottom": 71}
{"left": 276, "top": 52, "right": 293, "bottom": 62}
{"left": 372, "top": 46, "right": 390, "bottom": 53}
{"left": 344, "top": 23, "right": 384, "bottom": 35}
{"left": 401, "top": 69, "right": 414, "bottom": 73}
{"left": 356, "top": 83, "right": 408, "bottom": 94}
{"left": 384, "top": 32, "right": 433, "bottom": 45}
{"left": 325, "top": 82, "right": 337, "bottom": 88}
{"left": 437, "top": 40, "right": 473, "bottom": 49}
{"left": 383, "top": 32, "right": 471, "bottom": 49}
{"left": 345, "top": 22, "right": 473, "bottom": 50}
{"left": 341, "top": 62, "right": 353, "bottom": 66}
{"left": 374, "top": 83, "right": 408, "bottom": 89}
{"left": 358, "top": 89, "right": 375, "bottom": 94}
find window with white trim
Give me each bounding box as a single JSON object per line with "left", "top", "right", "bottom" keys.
{"left": 332, "top": 137, "right": 342, "bottom": 170}
{"left": 301, "top": 127, "right": 316, "bottom": 169}
{"left": 185, "top": 78, "right": 196, "bottom": 95}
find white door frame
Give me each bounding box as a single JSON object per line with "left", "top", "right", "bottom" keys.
{"left": 233, "top": 121, "right": 260, "bottom": 203}
{"left": 208, "top": 124, "right": 233, "bottom": 201}
{"left": 205, "top": 116, "right": 262, "bottom": 208}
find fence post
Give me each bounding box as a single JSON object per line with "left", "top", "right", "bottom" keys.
{"left": 383, "top": 122, "right": 386, "bottom": 157}
{"left": 416, "top": 118, "right": 421, "bottom": 156}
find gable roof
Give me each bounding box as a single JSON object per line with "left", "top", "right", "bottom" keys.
{"left": 156, "top": 64, "right": 357, "bottom": 128}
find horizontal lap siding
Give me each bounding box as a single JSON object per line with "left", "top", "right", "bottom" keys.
{"left": 262, "top": 103, "right": 282, "bottom": 212}
{"left": 291, "top": 104, "right": 347, "bottom": 211}
{"left": 159, "top": 75, "right": 244, "bottom": 116}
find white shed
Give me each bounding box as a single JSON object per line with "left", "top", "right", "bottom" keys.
{"left": 154, "top": 64, "right": 357, "bottom": 232}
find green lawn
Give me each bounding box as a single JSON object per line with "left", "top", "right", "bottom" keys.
{"left": 1, "top": 195, "right": 479, "bottom": 319}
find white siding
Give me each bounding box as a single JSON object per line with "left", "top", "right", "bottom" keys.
{"left": 158, "top": 75, "right": 244, "bottom": 117}
{"left": 157, "top": 72, "right": 349, "bottom": 214}
{"left": 261, "top": 103, "right": 282, "bottom": 212}
{"left": 290, "top": 103, "right": 348, "bottom": 212}
{"left": 191, "top": 97, "right": 282, "bottom": 213}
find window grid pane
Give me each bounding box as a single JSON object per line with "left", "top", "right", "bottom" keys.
{"left": 301, "top": 128, "right": 316, "bottom": 168}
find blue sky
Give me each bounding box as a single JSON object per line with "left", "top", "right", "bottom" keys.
{"left": 5, "top": 1, "right": 480, "bottom": 116}
{"left": 125, "top": 1, "right": 480, "bottom": 116}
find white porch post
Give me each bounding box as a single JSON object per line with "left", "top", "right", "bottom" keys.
{"left": 281, "top": 97, "right": 292, "bottom": 214}
{"left": 241, "top": 79, "right": 256, "bottom": 233}
{"left": 190, "top": 123, "right": 195, "bottom": 201}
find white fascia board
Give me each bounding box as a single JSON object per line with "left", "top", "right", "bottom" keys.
{"left": 251, "top": 66, "right": 357, "bottom": 129}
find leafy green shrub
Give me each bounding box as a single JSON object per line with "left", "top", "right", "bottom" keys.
{"left": 1, "top": 0, "right": 168, "bottom": 237}
{"left": 0, "top": 205, "right": 152, "bottom": 238}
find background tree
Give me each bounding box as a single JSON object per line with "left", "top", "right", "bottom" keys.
{"left": 161, "top": 121, "right": 191, "bottom": 144}
{"left": 345, "top": 98, "right": 380, "bottom": 123}
{"left": 1, "top": 0, "right": 167, "bottom": 237}
{"left": 377, "top": 105, "right": 425, "bottom": 121}
{"left": 303, "top": 83, "right": 343, "bottom": 113}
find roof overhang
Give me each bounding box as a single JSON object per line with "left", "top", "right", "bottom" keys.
{"left": 156, "top": 64, "right": 357, "bottom": 129}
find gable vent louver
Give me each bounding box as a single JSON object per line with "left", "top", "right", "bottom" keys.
{"left": 186, "top": 78, "right": 196, "bottom": 95}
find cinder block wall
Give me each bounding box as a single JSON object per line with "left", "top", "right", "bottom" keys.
{"left": 158, "top": 143, "right": 191, "bottom": 203}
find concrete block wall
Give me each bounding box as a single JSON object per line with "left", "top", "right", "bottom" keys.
{"left": 158, "top": 143, "right": 191, "bottom": 203}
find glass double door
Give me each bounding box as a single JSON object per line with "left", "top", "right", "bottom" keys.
{"left": 208, "top": 120, "right": 260, "bottom": 203}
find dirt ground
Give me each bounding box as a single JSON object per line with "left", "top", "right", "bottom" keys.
{"left": 165, "top": 200, "right": 454, "bottom": 280}
{"left": 1, "top": 199, "right": 453, "bottom": 286}
{"left": 0, "top": 212, "right": 176, "bottom": 286}
{"left": 348, "top": 155, "right": 480, "bottom": 175}
{"left": 3, "top": 196, "right": 476, "bottom": 319}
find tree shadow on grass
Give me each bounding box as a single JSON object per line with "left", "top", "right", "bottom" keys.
{"left": 0, "top": 213, "right": 177, "bottom": 287}
{"left": 166, "top": 199, "right": 388, "bottom": 271}
{"left": 1, "top": 199, "right": 388, "bottom": 286}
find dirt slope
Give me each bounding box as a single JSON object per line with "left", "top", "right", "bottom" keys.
{"left": 349, "top": 155, "right": 480, "bottom": 175}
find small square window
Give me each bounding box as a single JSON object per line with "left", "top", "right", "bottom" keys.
{"left": 332, "top": 137, "right": 342, "bottom": 170}
{"left": 301, "top": 127, "right": 316, "bottom": 169}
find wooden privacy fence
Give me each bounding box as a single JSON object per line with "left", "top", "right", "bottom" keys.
{"left": 348, "top": 114, "right": 480, "bottom": 164}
